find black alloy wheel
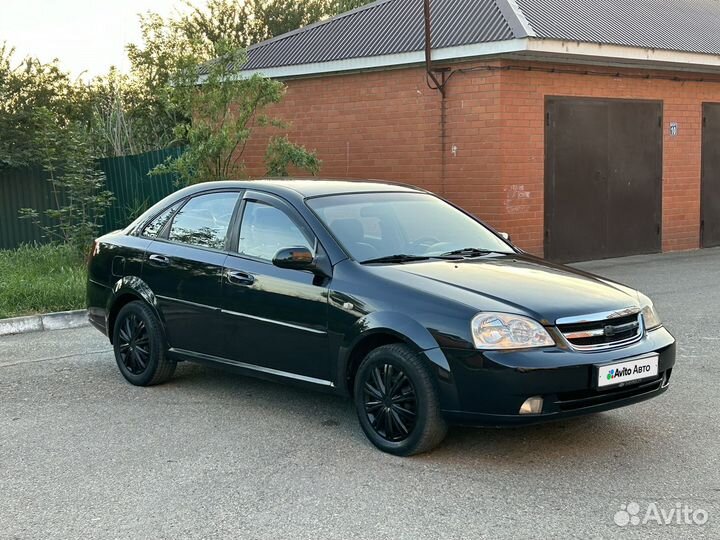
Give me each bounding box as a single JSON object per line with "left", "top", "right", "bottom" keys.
{"left": 362, "top": 363, "right": 418, "bottom": 442}
{"left": 117, "top": 312, "right": 150, "bottom": 375}
{"left": 354, "top": 344, "right": 447, "bottom": 456}
{"left": 112, "top": 301, "right": 176, "bottom": 386}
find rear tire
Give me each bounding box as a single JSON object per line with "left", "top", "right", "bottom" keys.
{"left": 354, "top": 344, "right": 447, "bottom": 456}
{"left": 112, "top": 301, "right": 175, "bottom": 386}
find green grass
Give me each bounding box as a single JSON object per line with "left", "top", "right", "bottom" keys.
{"left": 0, "top": 244, "right": 86, "bottom": 319}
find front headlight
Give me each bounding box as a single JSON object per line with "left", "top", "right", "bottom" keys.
{"left": 471, "top": 312, "right": 555, "bottom": 350}
{"left": 639, "top": 294, "right": 662, "bottom": 330}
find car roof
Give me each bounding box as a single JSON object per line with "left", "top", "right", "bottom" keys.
{"left": 184, "top": 178, "right": 426, "bottom": 198}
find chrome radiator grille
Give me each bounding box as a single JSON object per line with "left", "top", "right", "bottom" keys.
{"left": 556, "top": 308, "right": 643, "bottom": 351}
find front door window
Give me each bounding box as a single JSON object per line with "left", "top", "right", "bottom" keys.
{"left": 238, "top": 200, "right": 313, "bottom": 261}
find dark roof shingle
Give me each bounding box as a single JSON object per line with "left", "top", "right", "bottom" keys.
{"left": 229, "top": 0, "right": 720, "bottom": 74}
{"left": 243, "top": 0, "right": 513, "bottom": 70}
{"left": 517, "top": 0, "right": 720, "bottom": 56}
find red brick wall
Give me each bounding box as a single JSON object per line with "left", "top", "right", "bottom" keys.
{"left": 242, "top": 68, "right": 445, "bottom": 192}
{"left": 239, "top": 59, "right": 720, "bottom": 257}
{"left": 496, "top": 60, "right": 720, "bottom": 254}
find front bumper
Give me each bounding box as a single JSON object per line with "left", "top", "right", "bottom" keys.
{"left": 438, "top": 326, "right": 676, "bottom": 426}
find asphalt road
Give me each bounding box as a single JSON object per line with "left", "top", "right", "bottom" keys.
{"left": 2, "top": 249, "right": 719, "bottom": 539}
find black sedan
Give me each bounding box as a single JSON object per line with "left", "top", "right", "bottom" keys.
{"left": 87, "top": 180, "right": 676, "bottom": 455}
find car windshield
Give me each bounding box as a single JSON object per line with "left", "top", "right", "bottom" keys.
{"left": 307, "top": 192, "right": 514, "bottom": 263}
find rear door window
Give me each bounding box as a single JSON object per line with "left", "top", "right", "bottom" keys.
{"left": 168, "top": 192, "right": 240, "bottom": 250}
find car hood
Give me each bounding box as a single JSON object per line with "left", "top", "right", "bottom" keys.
{"left": 376, "top": 254, "right": 640, "bottom": 324}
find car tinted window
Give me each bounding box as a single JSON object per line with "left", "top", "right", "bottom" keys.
{"left": 238, "top": 200, "right": 312, "bottom": 261}
{"left": 308, "top": 192, "right": 512, "bottom": 262}
{"left": 168, "top": 192, "right": 239, "bottom": 249}
{"left": 142, "top": 204, "right": 179, "bottom": 238}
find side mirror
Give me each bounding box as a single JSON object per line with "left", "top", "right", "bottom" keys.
{"left": 272, "top": 246, "right": 316, "bottom": 271}
{"left": 499, "top": 231, "right": 511, "bottom": 243}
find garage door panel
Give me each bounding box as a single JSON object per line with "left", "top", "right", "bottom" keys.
{"left": 546, "top": 100, "right": 608, "bottom": 262}
{"left": 606, "top": 101, "right": 662, "bottom": 258}
{"left": 545, "top": 97, "right": 663, "bottom": 262}
{"left": 702, "top": 104, "right": 720, "bottom": 248}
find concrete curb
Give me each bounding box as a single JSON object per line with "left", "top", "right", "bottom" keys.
{"left": 0, "top": 310, "right": 89, "bottom": 337}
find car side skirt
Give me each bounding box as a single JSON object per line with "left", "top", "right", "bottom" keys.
{"left": 168, "top": 347, "right": 337, "bottom": 391}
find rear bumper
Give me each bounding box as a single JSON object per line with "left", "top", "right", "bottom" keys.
{"left": 86, "top": 277, "right": 110, "bottom": 337}
{"left": 438, "top": 326, "right": 676, "bottom": 426}
{"left": 88, "top": 313, "right": 108, "bottom": 336}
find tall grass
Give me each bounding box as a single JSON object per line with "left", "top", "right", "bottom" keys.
{"left": 0, "top": 244, "right": 86, "bottom": 319}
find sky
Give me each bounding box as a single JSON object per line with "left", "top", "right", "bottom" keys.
{"left": 1, "top": 0, "right": 200, "bottom": 79}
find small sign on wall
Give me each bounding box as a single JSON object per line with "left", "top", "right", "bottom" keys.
{"left": 670, "top": 122, "right": 679, "bottom": 137}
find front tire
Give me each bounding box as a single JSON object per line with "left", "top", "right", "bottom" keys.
{"left": 112, "top": 301, "right": 176, "bottom": 386}
{"left": 354, "top": 344, "right": 447, "bottom": 456}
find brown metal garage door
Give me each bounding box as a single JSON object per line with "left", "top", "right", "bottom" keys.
{"left": 544, "top": 98, "right": 663, "bottom": 262}
{"left": 702, "top": 103, "right": 720, "bottom": 248}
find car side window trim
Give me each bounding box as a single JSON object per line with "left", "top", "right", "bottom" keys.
{"left": 157, "top": 197, "right": 187, "bottom": 240}
{"left": 156, "top": 200, "right": 186, "bottom": 240}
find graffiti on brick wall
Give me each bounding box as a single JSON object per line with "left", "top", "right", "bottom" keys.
{"left": 504, "top": 184, "right": 531, "bottom": 214}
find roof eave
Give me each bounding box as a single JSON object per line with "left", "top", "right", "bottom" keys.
{"left": 525, "top": 38, "right": 720, "bottom": 72}
{"left": 197, "top": 37, "right": 720, "bottom": 84}
{"left": 198, "top": 39, "right": 529, "bottom": 83}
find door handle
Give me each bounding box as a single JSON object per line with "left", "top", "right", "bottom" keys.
{"left": 148, "top": 254, "right": 170, "bottom": 267}
{"left": 227, "top": 270, "right": 255, "bottom": 286}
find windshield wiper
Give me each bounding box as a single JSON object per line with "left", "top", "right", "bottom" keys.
{"left": 362, "top": 248, "right": 503, "bottom": 264}
{"left": 361, "top": 254, "right": 431, "bottom": 264}
{"left": 438, "top": 247, "right": 498, "bottom": 258}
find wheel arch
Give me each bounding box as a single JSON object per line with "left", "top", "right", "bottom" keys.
{"left": 338, "top": 311, "right": 451, "bottom": 397}
{"left": 107, "top": 276, "right": 164, "bottom": 344}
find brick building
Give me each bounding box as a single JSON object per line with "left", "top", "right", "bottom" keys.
{"left": 219, "top": 0, "right": 720, "bottom": 261}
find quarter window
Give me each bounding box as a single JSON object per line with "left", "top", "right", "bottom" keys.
{"left": 168, "top": 192, "right": 239, "bottom": 249}
{"left": 142, "top": 204, "right": 179, "bottom": 238}
{"left": 238, "top": 200, "right": 312, "bottom": 261}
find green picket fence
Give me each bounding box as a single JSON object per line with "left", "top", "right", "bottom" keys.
{"left": 0, "top": 148, "right": 183, "bottom": 250}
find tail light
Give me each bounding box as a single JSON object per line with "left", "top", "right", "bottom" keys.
{"left": 86, "top": 239, "right": 100, "bottom": 266}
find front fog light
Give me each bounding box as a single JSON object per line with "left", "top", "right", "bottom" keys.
{"left": 519, "top": 396, "right": 544, "bottom": 415}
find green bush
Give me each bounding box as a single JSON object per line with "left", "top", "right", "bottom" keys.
{"left": 0, "top": 244, "right": 86, "bottom": 319}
